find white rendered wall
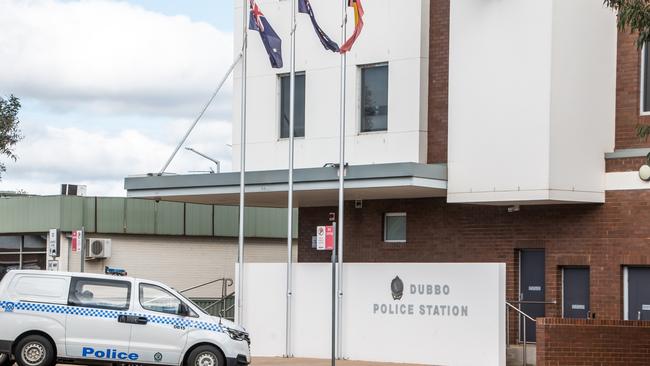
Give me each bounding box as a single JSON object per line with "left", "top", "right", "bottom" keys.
{"left": 232, "top": 0, "right": 430, "bottom": 171}
{"left": 447, "top": 0, "right": 616, "bottom": 204}
{"left": 240, "top": 263, "right": 506, "bottom": 366}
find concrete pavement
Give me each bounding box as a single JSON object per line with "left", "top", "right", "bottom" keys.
{"left": 251, "top": 358, "right": 425, "bottom": 366}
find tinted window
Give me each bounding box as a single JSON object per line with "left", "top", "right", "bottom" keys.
{"left": 280, "top": 73, "right": 306, "bottom": 138}
{"left": 384, "top": 213, "right": 406, "bottom": 242}
{"left": 0, "top": 236, "right": 20, "bottom": 253}
{"left": 0, "top": 254, "right": 20, "bottom": 280}
{"left": 68, "top": 278, "right": 131, "bottom": 310}
{"left": 140, "top": 283, "right": 193, "bottom": 316}
{"left": 23, "top": 235, "right": 46, "bottom": 252}
{"left": 361, "top": 64, "right": 388, "bottom": 132}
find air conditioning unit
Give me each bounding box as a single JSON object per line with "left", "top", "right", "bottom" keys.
{"left": 85, "top": 238, "right": 112, "bottom": 260}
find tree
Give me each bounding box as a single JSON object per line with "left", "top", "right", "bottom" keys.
{"left": 0, "top": 95, "right": 23, "bottom": 180}
{"left": 605, "top": 0, "right": 650, "bottom": 48}
{"left": 604, "top": 1, "right": 650, "bottom": 139}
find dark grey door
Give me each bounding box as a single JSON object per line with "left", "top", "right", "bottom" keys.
{"left": 627, "top": 267, "right": 650, "bottom": 320}
{"left": 519, "top": 250, "right": 545, "bottom": 343}
{"left": 563, "top": 267, "right": 590, "bottom": 319}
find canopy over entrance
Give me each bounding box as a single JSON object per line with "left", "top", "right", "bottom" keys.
{"left": 124, "top": 163, "right": 447, "bottom": 208}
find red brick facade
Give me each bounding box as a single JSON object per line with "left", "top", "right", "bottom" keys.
{"left": 537, "top": 318, "right": 650, "bottom": 366}
{"left": 606, "top": 156, "right": 647, "bottom": 172}
{"left": 427, "top": 0, "right": 449, "bottom": 164}
{"left": 298, "top": 191, "right": 650, "bottom": 341}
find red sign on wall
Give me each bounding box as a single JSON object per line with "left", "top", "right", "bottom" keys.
{"left": 71, "top": 231, "right": 78, "bottom": 252}
{"left": 325, "top": 226, "right": 335, "bottom": 251}
{"left": 316, "top": 225, "right": 335, "bottom": 251}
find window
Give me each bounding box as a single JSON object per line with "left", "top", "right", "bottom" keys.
{"left": 642, "top": 43, "right": 650, "bottom": 114}
{"left": 140, "top": 283, "right": 195, "bottom": 316}
{"left": 360, "top": 64, "right": 389, "bottom": 132}
{"left": 0, "top": 235, "right": 47, "bottom": 281}
{"left": 384, "top": 212, "right": 406, "bottom": 243}
{"left": 280, "top": 73, "right": 306, "bottom": 138}
{"left": 68, "top": 277, "right": 131, "bottom": 310}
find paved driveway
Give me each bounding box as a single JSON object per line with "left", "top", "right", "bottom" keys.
{"left": 251, "top": 358, "right": 424, "bottom": 366}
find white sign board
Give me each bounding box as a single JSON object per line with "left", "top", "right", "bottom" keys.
{"left": 316, "top": 226, "right": 326, "bottom": 250}
{"left": 239, "top": 263, "right": 506, "bottom": 366}
{"left": 47, "top": 229, "right": 59, "bottom": 257}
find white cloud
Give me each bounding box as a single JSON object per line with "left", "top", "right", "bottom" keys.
{"left": 0, "top": 118, "right": 233, "bottom": 196}
{"left": 0, "top": 0, "right": 237, "bottom": 196}
{"left": 0, "top": 0, "right": 234, "bottom": 117}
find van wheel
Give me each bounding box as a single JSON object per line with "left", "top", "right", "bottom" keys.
{"left": 187, "top": 346, "right": 225, "bottom": 366}
{"left": 14, "top": 335, "right": 55, "bottom": 366}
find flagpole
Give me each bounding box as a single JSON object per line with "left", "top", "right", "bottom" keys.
{"left": 285, "top": 0, "right": 297, "bottom": 358}
{"left": 336, "top": 0, "right": 347, "bottom": 360}
{"left": 237, "top": 0, "right": 249, "bottom": 327}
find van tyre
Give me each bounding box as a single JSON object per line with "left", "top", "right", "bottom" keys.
{"left": 14, "top": 336, "right": 55, "bottom": 366}
{"left": 187, "top": 345, "right": 225, "bottom": 366}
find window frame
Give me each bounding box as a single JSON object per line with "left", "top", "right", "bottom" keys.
{"left": 67, "top": 277, "right": 132, "bottom": 311}
{"left": 383, "top": 212, "right": 407, "bottom": 243}
{"left": 641, "top": 43, "right": 650, "bottom": 116}
{"left": 278, "top": 72, "right": 307, "bottom": 140}
{"left": 358, "top": 63, "right": 389, "bottom": 134}
{"left": 138, "top": 283, "right": 198, "bottom": 318}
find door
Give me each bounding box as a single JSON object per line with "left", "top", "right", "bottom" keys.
{"left": 626, "top": 267, "right": 650, "bottom": 320}
{"left": 65, "top": 277, "right": 133, "bottom": 360}
{"left": 519, "top": 250, "right": 545, "bottom": 343}
{"left": 562, "top": 267, "right": 590, "bottom": 319}
{"left": 128, "top": 282, "right": 191, "bottom": 365}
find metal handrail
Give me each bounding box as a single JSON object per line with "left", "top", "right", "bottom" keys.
{"left": 506, "top": 301, "right": 537, "bottom": 366}
{"left": 507, "top": 301, "right": 537, "bottom": 323}
{"left": 202, "top": 292, "right": 236, "bottom": 312}
{"left": 179, "top": 278, "right": 234, "bottom": 294}
{"left": 508, "top": 300, "right": 557, "bottom": 305}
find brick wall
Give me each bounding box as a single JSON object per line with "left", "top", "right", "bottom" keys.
{"left": 427, "top": 0, "right": 449, "bottom": 163}
{"left": 537, "top": 318, "right": 650, "bottom": 366}
{"left": 606, "top": 157, "right": 647, "bottom": 172}
{"left": 616, "top": 31, "right": 650, "bottom": 150}
{"left": 298, "top": 191, "right": 650, "bottom": 341}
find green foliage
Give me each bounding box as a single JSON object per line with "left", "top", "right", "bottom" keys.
{"left": 605, "top": 0, "right": 650, "bottom": 48}
{"left": 637, "top": 124, "right": 650, "bottom": 140}
{"left": 0, "top": 95, "right": 23, "bottom": 179}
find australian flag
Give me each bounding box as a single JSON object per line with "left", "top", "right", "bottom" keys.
{"left": 249, "top": 0, "right": 283, "bottom": 68}
{"left": 298, "top": 0, "right": 339, "bottom": 53}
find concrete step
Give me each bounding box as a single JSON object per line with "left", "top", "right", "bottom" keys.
{"left": 507, "top": 344, "right": 536, "bottom": 366}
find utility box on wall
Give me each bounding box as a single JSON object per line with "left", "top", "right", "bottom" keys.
{"left": 447, "top": 0, "right": 616, "bottom": 204}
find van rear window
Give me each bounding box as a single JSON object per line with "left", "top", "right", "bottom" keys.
{"left": 68, "top": 277, "right": 131, "bottom": 310}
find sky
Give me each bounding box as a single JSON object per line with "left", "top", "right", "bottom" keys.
{"left": 0, "top": 0, "right": 235, "bottom": 196}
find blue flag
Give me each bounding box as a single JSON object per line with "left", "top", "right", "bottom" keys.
{"left": 249, "top": 1, "right": 283, "bottom": 68}
{"left": 298, "top": 0, "right": 340, "bottom": 53}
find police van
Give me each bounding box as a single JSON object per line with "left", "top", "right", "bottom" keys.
{"left": 0, "top": 270, "right": 250, "bottom": 366}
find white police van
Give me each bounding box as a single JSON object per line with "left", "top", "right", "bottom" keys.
{"left": 0, "top": 270, "right": 250, "bottom": 366}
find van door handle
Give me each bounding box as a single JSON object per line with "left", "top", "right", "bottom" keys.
{"left": 117, "top": 315, "right": 148, "bottom": 325}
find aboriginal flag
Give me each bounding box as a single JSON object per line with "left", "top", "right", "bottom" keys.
{"left": 340, "top": 0, "right": 364, "bottom": 53}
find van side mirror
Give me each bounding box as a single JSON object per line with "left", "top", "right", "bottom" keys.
{"left": 178, "top": 303, "right": 191, "bottom": 317}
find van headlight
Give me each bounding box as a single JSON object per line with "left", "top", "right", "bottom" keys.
{"left": 226, "top": 328, "right": 250, "bottom": 344}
